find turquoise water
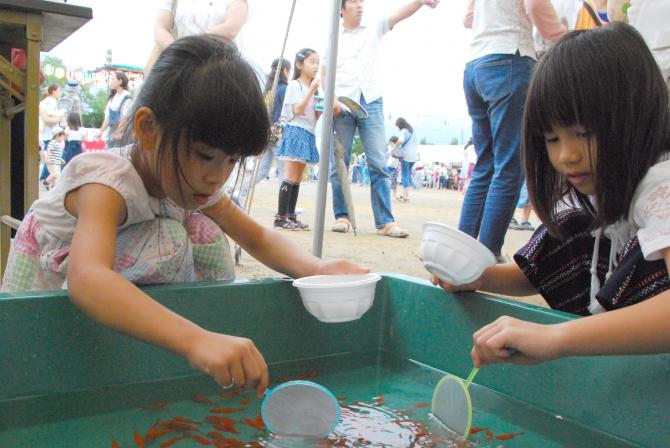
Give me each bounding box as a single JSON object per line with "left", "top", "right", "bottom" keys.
{"left": 0, "top": 353, "right": 636, "bottom": 447}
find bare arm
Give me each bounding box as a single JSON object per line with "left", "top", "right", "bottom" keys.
{"left": 292, "top": 79, "right": 320, "bottom": 117}
{"left": 204, "top": 196, "right": 368, "bottom": 278}
{"left": 154, "top": 9, "right": 176, "bottom": 50}
{"left": 321, "top": 66, "right": 344, "bottom": 116}
{"left": 97, "top": 109, "right": 109, "bottom": 138}
{"left": 472, "top": 248, "right": 670, "bottom": 367}
{"left": 464, "top": 0, "right": 474, "bottom": 28}
{"left": 389, "top": 0, "right": 440, "bottom": 30}
{"left": 432, "top": 261, "right": 537, "bottom": 297}
{"left": 524, "top": 0, "right": 567, "bottom": 41}
{"left": 206, "top": 0, "right": 248, "bottom": 41}
{"left": 66, "top": 184, "right": 268, "bottom": 395}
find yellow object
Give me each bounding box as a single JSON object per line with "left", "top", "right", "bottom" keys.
{"left": 575, "top": 0, "right": 603, "bottom": 30}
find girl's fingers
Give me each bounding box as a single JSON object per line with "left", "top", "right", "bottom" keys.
{"left": 251, "top": 349, "right": 270, "bottom": 397}
{"left": 213, "top": 368, "right": 234, "bottom": 389}
{"left": 229, "top": 358, "right": 246, "bottom": 389}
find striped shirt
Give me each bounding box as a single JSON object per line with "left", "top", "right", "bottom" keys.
{"left": 47, "top": 140, "right": 65, "bottom": 165}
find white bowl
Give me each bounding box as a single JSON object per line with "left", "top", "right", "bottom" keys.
{"left": 292, "top": 274, "right": 382, "bottom": 323}
{"left": 420, "top": 222, "right": 496, "bottom": 286}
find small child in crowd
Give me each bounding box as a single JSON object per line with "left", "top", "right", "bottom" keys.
{"left": 274, "top": 48, "right": 322, "bottom": 230}
{"left": 45, "top": 126, "right": 66, "bottom": 188}
{"left": 434, "top": 24, "right": 670, "bottom": 367}
{"left": 63, "top": 111, "right": 84, "bottom": 165}
{"left": 1, "top": 35, "right": 366, "bottom": 395}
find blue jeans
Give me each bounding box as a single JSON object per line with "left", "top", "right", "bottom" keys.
{"left": 330, "top": 96, "right": 394, "bottom": 229}
{"left": 400, "top": 159, "right": 414, "bottom": 188}
{"left": 459, "top": 53, "right": 534, "bottom": 255}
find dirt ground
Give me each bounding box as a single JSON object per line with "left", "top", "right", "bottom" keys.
{"left": 234, "top": 177, "right": 547, "bottom": 307}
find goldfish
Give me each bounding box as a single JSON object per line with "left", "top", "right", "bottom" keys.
{"left": 496, "top": 432, "right": 526, "bottom": 440}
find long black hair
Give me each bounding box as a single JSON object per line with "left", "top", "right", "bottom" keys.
{"left": 395, "top": 117, "right": 413, "bottom": 133}
{"left": 108, "top": 71, "right": 129, "bottom": 99}
{"left": 264, "top": 58, "right": 290, "bottom": 94}
{"left": 523, "top": 22, "right": 670, "bottom": 238}
{"left": 292, "top": 48, "right": 317, "bottom": 81}
{"left": 123, "top": 34, "right": 269, "bottom": 202}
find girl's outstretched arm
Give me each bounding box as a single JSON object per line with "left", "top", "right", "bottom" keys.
{"left": 66, "top": 184, "right": 268, "bottom": 396}
{"left": 204, "top": 196, "right": 368, "bottom": 278}
{"left": 432, "top": 261, "right": 537, "bottom": 297}
{"left": 471, "top": 248, "right": 670, "bottom": 367}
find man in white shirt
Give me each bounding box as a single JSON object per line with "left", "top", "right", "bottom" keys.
{"left": 323, "top": 0, "right": 439, "bottom": 238}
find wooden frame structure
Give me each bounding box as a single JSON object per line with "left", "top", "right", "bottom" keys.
{"left": 0, "top": 0, "right": 91, "bottom": 276}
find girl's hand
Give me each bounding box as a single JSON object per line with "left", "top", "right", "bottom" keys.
{"left": 315, "top": 259, "right": 370, "bottom": 276}
{"left": 471, "top": 316, "right": 564, "bottom": 367}
{"left": 421, "top": 0, "right": 440, "bottom": 8}
{"left": 310, "top": 77, "right": 320, "bottom": 92}
{"left": 186, "top": 330, "right": 269, "bottom": 397}
{"left": 431, "top": 275, "right": 483, "bottom": 293}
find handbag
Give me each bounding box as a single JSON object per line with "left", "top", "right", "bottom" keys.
{"left": 391, "top": 132, "right": 412, "bottom": 158}
{"left": 144, "top": 0, "right": 178, "bottom": 76}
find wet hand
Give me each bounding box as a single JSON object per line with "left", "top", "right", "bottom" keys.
{"left": 471, "top": 316, "right": 563, "bottom": 367}
{"left": 431, "top": 275, "right": 482, "bottom": 293}
{"left": 315, "top": 259, "right": 370, "bottom": 276}
{"left": 187, "top": 331, "right": 269, "bottom": 398}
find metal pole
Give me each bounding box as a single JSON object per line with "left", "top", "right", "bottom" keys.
{"left": 311, "top": 0, "right": 340, "bottom": 257}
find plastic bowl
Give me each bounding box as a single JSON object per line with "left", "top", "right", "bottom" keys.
{"left": 420, "top": 222, "right": 496, "bottom": 286}
{"left": 292, "top": 274, "right": 382, "bottom": 323}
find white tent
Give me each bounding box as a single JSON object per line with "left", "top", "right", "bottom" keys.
{"left": 416, "top": 145, "right": 465, "bottom": 165}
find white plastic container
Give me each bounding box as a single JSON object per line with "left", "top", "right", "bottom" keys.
{"left": 292, "top": 274, "right": 382, "bottom": 323}
{"left": 420, "top": 222, "right": 496, "bottom": 286}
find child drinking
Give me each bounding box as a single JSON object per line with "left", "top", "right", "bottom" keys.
{"left": 434, "top": 24, "right": 670, "bottom": 367}
{"left": 274, "top": 49, "right": 322, "bottom": 230}
{"left": 2, "top": 35, "right": 366, "bottom": 395}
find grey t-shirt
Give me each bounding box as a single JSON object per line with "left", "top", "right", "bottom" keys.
{"left": 280, "top": 79, "right": 318, "bottom": 135}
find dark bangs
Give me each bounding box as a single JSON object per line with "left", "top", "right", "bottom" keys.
{"left": 145, "top": 34, "right": 269, "bottom": 158}
{"left": 181, "top": 57, "right": 269, "bottom": 156}
{"left": 523, "top": 23, "right": 670, "bottom": 238}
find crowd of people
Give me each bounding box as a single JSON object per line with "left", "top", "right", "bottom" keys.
{"left": 3, "top": 0, "right": 669, "bottom": 398}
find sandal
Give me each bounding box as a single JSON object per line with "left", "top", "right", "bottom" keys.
{"left": 377, "top": 222, "right": 409, "bottom": 238}
{"left": 331, "top": 217, "right": 351, "bottom": 233}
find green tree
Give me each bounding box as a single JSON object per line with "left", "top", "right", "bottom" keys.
{"left": 352, "top": 132, "right": 363, "bottom": 155}
{"left": 40, "top": 55, "right": 68, "bottom": 91}
{"left": 450, "top": 137, "right": 459, "bottom": 145}
{"left": 81, "top": 85, "right": 108, "bottom": 128}
{"left": 420, "top": 137, "right": 433, "bottom": 145}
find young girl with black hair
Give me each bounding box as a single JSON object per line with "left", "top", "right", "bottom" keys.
{"left": 63, "top": 111, "right": 83, "bottom": 165}
{"left": 434, "top": 23, "right": 670, "bottom": 367}
{"left": 2, "top": 35, "right": 366, "bottom": 395}
{"left": 274, "top": 48, "right": 322, "bottom": 230}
